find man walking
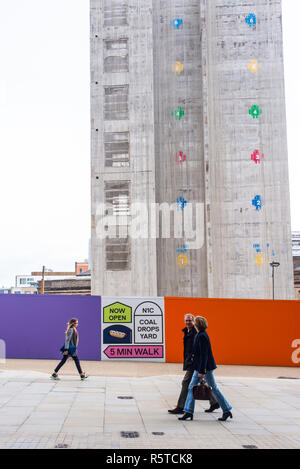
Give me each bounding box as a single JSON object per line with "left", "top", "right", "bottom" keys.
{"left": 168, "top": 314, "right": 219, "bottom": 414}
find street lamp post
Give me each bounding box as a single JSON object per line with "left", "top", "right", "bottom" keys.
{"left": 270, "top": 261, "right": 280, "bottom": 300}
{"left": 41, "top": 265, "right": 45, "bottom": 295}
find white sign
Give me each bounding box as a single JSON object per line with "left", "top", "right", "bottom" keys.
{"left": 134, "top": 301, "right": 163, "bottom": 344}
{"left": 101, "top": 297, "right": 165, "bottom": 362}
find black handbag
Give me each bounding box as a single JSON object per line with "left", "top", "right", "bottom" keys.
{"left": 192, "top": 380, "right": 213, "bottom": 400}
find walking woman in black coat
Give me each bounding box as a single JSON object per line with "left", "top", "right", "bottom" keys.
{"left": 178, "top": 316, "right": 233, "bottom": 422}
{"left": 168, "top": 314, "right": 219, "bottom": 414}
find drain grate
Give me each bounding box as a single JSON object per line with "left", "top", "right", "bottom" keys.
{"left": 242, "top": 445, "right": 258, "bottom": 449}
{"left": 277, "top": 377, "right": 299, "bottom": 380}
{"left": 152, "top": 432, "right": 164, "bottom": 436}
{"left": 121, "top": 431, "right": 139, "bottom": 439}
{"left": 55, "top": 444, "right": 70, "bottom": 449}
{"left": 118, "top": 396, "right": 134, "bottom": 399}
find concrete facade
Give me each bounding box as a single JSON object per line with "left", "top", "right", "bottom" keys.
{"left": 202, "top": 0, "right": 294, "bottom": 299}
{"left": 91, "top": 0, "right": 294, "bottom": 300}
{"left": 91, "top": 0, "right": 157, "bottom": 297}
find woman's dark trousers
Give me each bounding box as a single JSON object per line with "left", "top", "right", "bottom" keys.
{"left": 54, "top": 354, "right": 83, "bottom": 375}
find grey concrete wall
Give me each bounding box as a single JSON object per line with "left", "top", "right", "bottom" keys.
{"left": 91, "top": 0, "right": 157, "bottom": 296}
{"left": 91, "top": 0, "right": 294, "bottom": 299}
{"left": 201, "top": 0, "right": 294, "bottom": 299}
{"left": 152, "top": 0, "right": 208, "bottom": 297}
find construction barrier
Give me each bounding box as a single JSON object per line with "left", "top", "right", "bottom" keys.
{"left": 0, "top": 295, "right": 299, "bottom": 366}
{"left": 165, "top": 297, "right": 300, "bottom": 367}
{"left": 0, "top": 295, "right": 101, "bottom": 360}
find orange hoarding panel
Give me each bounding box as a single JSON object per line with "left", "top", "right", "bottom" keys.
{"left": 165, "top": 298, "right": 300, "bottom": 367}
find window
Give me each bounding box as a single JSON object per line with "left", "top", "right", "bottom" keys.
{"left": 104, "top": 85, "right": 129, "bottom": 120}
{"left": 104, "top": 39, "right": 129, "bottom": 73}
{"left": 106, "top": 238, "right": 130, "bottom": 271}
{"left": 104, "top": 132, "right": 129, "bottom": 167}
{"left": 104, "top": 181, "right": 131, "bottom": 271}
{"left": 103, "top": 0, "right": 128, "bottom": 27}
{"left": 105, "top": 181, "right": 130, "bottom": 216}
{"left": 20, "top": 278, "right": 27, "bottom": 285}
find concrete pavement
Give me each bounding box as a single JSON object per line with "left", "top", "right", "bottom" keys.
{"left": 2, "top": 359, "right": 300, "bottom": 379}
{"left": 0, "top": 362, "right": 300, "bottom": 449}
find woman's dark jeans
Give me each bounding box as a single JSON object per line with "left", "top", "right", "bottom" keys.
{"left": 54, "top": 354, "right": 83, "bottom": 375}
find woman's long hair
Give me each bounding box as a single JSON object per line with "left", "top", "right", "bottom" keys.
{"left": 65, "top": 318, "right": 78, "bottom": 335}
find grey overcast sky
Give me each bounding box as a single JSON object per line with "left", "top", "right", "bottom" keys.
{"left": 0, "top": 0, "right": 299, "bottom": 288}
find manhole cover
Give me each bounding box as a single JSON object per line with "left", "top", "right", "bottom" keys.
{"left": 242, "top": 445, "right": 258, "bottom": 449}
{"left": 277, "top": 377, "right": 299, "bottom": 380}
{"left": 121, "top": 431, "right": 139, "bottom": 438}
{"left": 55, "top": 444, "right": 69, "bottom": 449}
{"left": 152, "top": 432, "right": 164, "bottom": 436}
{"left": 118, "top": 396, "right": 134, "bottom": 399}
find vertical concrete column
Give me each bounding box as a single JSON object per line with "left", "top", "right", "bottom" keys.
{"left": 91, "top": 0, "right": 157, "bottom": 296}
{"left": 202, "top": 0, "right": 294, "bottom": 299}
{"left": 152, "top": 0, "right": 208, "bottom": 297}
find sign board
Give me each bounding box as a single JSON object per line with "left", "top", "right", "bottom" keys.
{"left": 101, "top": 297, "right": 165, "bottom": 362}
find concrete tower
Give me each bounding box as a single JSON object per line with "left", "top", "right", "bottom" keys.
{"left": 90, "top": 0, "right": 294, "bottom": 300}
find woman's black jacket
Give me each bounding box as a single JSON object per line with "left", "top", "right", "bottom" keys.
{"left": 192, "top": 330, "right": 217, "bottom": 374}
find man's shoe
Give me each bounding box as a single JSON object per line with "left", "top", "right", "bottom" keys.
{"left": 80, "top": 374, "right": 88, "bottom": 381}
{"left": 204, "top": 402, "right": 220, "bottom": 413}
{"left": 168, "top": 408, "right": 184, "bottom": 414}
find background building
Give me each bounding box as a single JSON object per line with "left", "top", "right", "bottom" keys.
{"left": 75, "top": 260, "right": 89, "bottom": 276}
{"left": 36, "top": 262, "right": 91, "bottom": 295}
{"left": 294, "top": 254, "right": 300, "bottom": 300}
{"left": 91, "top": 0, "right": 294, "bottom": 300}
{"left": 11, "top": 287, "right": 38, "bottom": 295}
{"left": 292, "top": 234, "right": 300, "bottom": 299}
{"left": 0, "top": 286, "right": 38, "bottom": 295}
{"left": 292, "top": 232, "right": 300, "bottom": 257}
{"left": 0, "top": 261, "right": 90, "bottom": 296}
{"left": 15, "top": 275, "right": 39, "bottom": 289}
{"left": 37, "top": 276, "right": 91, "bottom": 295}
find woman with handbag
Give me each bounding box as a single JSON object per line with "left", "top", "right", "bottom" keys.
{"left": 50, "top": 318, "right": 88, "bottom": 381}
{"left": 178, "top": 316, "right": 232, "bottom": 422}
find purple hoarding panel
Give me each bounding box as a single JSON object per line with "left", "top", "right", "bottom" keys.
{"left": 0, "top": 295, "right": 101, "bottom": 361}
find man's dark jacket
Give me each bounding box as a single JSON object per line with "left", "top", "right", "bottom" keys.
{"left": 192, "top": 330, "right": 217, "bottom": 374}
{"left": 182, "top": 326, "right": 197, "bottom": 371}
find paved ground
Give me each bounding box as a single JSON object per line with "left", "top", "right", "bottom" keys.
{"left": 0, "top": 361, "right": 300, "bottom": 449}
{"left": 2, "top": 359, "right": 300, "bottom": 378}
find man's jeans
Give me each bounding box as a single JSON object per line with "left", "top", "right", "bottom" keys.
{"left": 177, "top": 370, "right": 218, "bottom": 410}
{"left": 184, "top": 370, "right": 232, "bottom": 414}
